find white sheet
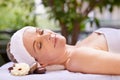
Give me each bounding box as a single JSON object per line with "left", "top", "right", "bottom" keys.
{"left": 0, "top": 62, "right": 119, "bottom": 80}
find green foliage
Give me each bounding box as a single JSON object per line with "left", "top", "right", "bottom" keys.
{"left": 0, "top": 0, "right": 35, "bottom": 30}
{"left": 42, "top": 0, "right": 101, "bottom": 44}
{"left": 42, "top": 0, "right": 120, "bottom": 44}
{"left": 96, "top": 0, "right": 120, "bottom": 13}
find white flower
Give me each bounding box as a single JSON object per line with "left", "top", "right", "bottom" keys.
{"left": 10, "top": 63, "right": 30, "bottom": 76}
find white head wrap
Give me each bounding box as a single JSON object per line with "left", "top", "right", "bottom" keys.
{"left": 10, "top": 26, "right": 36, "bottom": 67}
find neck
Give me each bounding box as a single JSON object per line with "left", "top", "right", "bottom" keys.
{"left": 46, "top": 45, "right": 76, "bottom": 67}
{"left": 57, "top": 45, "right": 76, "bottom": 66}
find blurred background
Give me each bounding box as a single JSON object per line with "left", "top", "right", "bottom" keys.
{"left": 0, "top": 0, "right": 120, "bottom": 66}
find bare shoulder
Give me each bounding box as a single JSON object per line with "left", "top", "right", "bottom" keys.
{"left": 75, "top": 32, "right": 108, "bottom": 51}
{"left": 65, "top": 47, "right": 108, "bottom": 73}
{"left": 66, "top": 48, "right": 88, "bottom": 72}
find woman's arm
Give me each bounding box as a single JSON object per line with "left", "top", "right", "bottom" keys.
{"left": 67, "top": 47, "right": 120, "bottom": 75}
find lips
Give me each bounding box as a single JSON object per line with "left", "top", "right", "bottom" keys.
{"left": 50, "top": 34, "right": 57, "bottom": 48}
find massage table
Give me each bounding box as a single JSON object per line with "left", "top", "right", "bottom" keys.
{"left": 0, "top": 62, "right": 120, "bottom": 80}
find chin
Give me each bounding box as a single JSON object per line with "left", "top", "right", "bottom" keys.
{"left": 56, "top": 34, "right": 66, "bottom": 47}
{"left": 57, "top": 40, "right": 66, "bottom": 50}
{"left": 59, "top": 36, "right": 66, "bottom": 44}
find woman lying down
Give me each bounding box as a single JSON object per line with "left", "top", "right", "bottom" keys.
{"left": 6, "top": 26, "right": 120, "bottom": 76}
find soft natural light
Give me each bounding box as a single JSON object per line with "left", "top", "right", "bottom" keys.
{"left": 34, "top": 0, "right": 45, "bottom": 14}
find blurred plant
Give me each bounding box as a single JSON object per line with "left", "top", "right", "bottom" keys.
{"left": 42, "top": 0, "right": 120, "bottom": 44}
{"left": 0, "top": 0, "right": 35, "bottom": 30}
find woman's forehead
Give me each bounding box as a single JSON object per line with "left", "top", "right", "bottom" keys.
{"left": 24, "top": 27, "right": 54, "bottom": 36}
{"left": 25, "top": 27, "right": 36, "bottom": 33}
{"left": 23, "top": 28, "right": 37, "bottom": 40}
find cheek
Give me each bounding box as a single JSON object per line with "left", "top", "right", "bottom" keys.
{"left": 36, "top": 49, "right": 51, "bottom": 63}
{"left": 36, "top": 37, "right": 66, "bottom": 64}
{"left": 56, "top": 39, "right": 66, "bottom": 50}
{"left": 37, "top": 50, "right": 57, "bottom": 63}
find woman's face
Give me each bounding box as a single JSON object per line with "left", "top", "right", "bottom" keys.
{"left": 23, "top": 27, "right": 66, "bottom": 66}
